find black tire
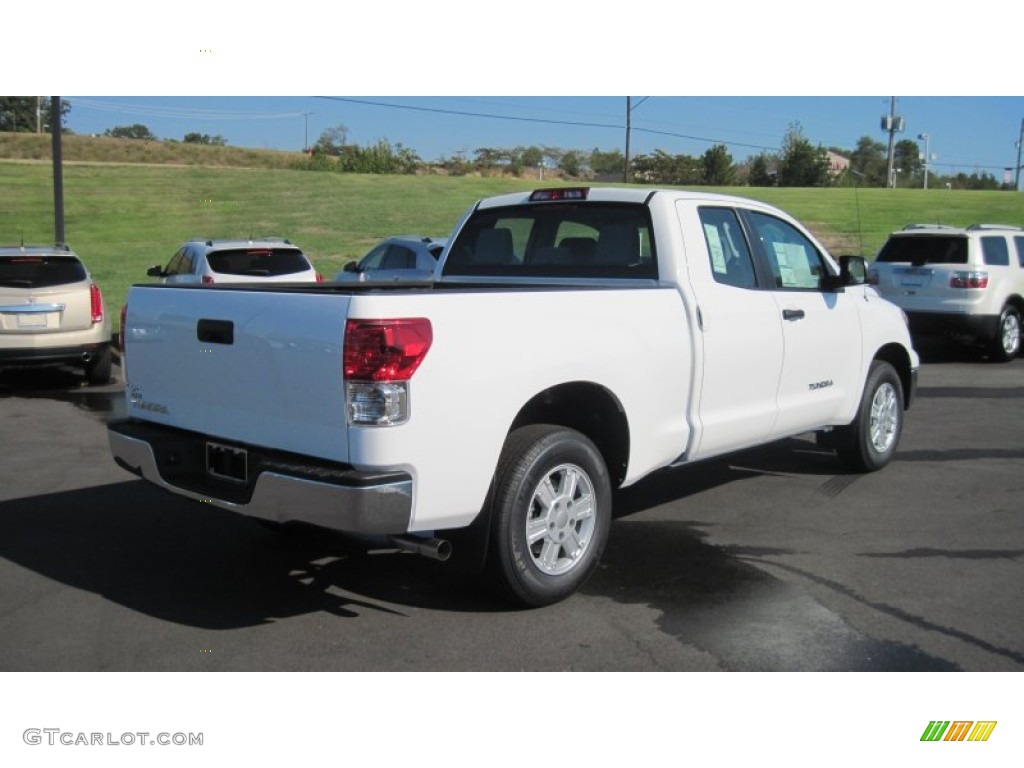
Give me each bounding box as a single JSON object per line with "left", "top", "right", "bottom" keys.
{"left": 84, "top": 346, "right": 113, "bottom": 386}
{"left": 988, "top": 305, "right": 1020, "bottom": 363}
{"left": 834, "top": 360, "right": 904, "bottom": 473}
{"left": 486, "top": 424, "right": 611, "bottom": 607}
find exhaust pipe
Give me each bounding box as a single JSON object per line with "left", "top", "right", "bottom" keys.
{"left": 388, "top": 534, "right": 452, "bottom": 562}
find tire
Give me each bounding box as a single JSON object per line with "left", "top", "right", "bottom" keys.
{"left": 988, "top": 305, "right": 1020, "bottom": 363}
{"left": 84, "top": 346, "right": 113, "bottom": 386}
{"left": 486, "top": 425, "right": 611, "bottom": 607}
{"left": 835, "top": 360, "right": 904, "bottom": 473}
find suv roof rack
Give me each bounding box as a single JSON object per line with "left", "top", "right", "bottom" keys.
{"left": 901, "top": 223, "right": 959, "bottom": 231}
{"left": 966, "top": 223, "right": 1024, "bottom": 232}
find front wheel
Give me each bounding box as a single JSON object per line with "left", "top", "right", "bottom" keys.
{"left": 487, "top": 425, "right": 611, "bottom": 607}
{"left": 834, "top": 360, "right": 904, "bottom": 473}
{"left": 988, "top": 305, "right": 1021, "bottom": 363}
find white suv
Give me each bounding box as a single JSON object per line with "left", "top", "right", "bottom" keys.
{"left": 870, "top": 224, "right": 1024, "bottom": 361}
{"left": 147, "top": 238, "right": 321, "bottom": 285}
{"left": 0, "top": 244, "right": 112, "bottom": 384}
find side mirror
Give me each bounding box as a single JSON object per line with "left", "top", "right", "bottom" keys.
{"left": 146, "top": 265, "right": 165, "bottom": 278}
{"left": 839, "top": 255, "right": 867, "bottom": 286}
{"left": 342, "top": 261, "right": 360, "bottom": 273}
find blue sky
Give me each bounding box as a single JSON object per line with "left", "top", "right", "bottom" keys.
{"left": 64, "top": 95, "right": 1023, "bottom": 179}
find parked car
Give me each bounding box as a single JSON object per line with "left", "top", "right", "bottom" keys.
{"left": 870, "top": 223, "right": 1024, "bottom": 361}
{"left": 334, "top": 236, "right": 447, "bottom": 282}
{"left": 147, "top": 238, "right": 321, "bottom": 284}
{"left": 0, "top": 244, "right": 112, "bottom": 384}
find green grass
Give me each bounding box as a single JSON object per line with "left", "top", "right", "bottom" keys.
{"left": 2, "top": 160, "right": 1022, "bottom": 331}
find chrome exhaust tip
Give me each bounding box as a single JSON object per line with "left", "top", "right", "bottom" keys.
{"left": 388, "top": 534, "right": 452, "bottom": 562}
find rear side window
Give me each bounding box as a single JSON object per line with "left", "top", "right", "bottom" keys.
{"left": 444, "top": 203, "right": 656, "bottom": 279}
{"left": 206, "top": 248, "right": 311, "bottom": 277}
{"left": 0, "top": 256, "right": 87, "bottom": 288}
{"left": 981, "top": 236, "right": 1010, "bottom": 266}
{"left": 699, "top": 207, "right": 757, "bottom": 289}
{"left": 876, "top": 235, "right": 968, "bottom": 265}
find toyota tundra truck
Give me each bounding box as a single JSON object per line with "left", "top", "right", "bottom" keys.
{"left": 109, "top": 187, "right": 919, "bottom": 606}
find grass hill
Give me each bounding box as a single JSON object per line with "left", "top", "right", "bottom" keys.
{"left": 2, "top": 142, "right": 1022, "bottom": 328}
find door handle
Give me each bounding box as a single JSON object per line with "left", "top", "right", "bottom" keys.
{"left": 782, "top": 309, "right": 805, "bottom": 321}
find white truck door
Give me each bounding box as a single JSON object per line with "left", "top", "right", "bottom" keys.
{"left": 743, "top": 210, "right": 863, "bottom": 437}
{"left": 682, "top": 204, "right": 784, "bottom": 460}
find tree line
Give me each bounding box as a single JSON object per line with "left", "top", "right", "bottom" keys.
{"left": 1, "top": 98, "right": 1011, "bottom": 190}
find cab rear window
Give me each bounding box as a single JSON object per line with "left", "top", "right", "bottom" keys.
{"left": 206, "top": 248, "right": 311, "bottom": 277}
{"left": 444, "top": 203, "right": 656, "bottom": 279}
{"left": 0, "top": 256, "right": 87, "bottom": 288}
{"left": 876, "top": 235, "right": 968, "bottom": 265}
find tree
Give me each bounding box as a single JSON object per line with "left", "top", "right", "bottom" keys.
{"left": 312, "top": 124, "right": 349, "bottom": 156}
{"left": 183, "top": 132, "right": 227, "bottom": 146}
{"left": 893, "top": 138, "right": 922, "bottom": 184}
{"left": 747, "top": 153, "right": 775, "bottom": 186}
{"left": 777, "top": 122, "right": 829, "bottom": 187}
{"left": 558, "top": 150, "right": 586, "bottom": 178}
{"left": 589, "top": 147, "right": 625, "bottom": 176}
{"left": 0, "top": 97, "right": 70, "bottom": 133}
{"left": 701, "top": 144, "right": 735, "bottom": 186}
{"left": 104, "top": 124, "right": 157, "bottom": 140}
{"left": 849, "top": 136, "right": 887, "bottom": 187}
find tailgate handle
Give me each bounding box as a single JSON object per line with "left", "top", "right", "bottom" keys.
{"left": 197, "top": 319, "right": 234, "bottom": 345}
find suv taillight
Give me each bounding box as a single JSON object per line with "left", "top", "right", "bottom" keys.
{"left": 201, "top": 275, "right": 215, "bottom": 285}
{"left": 950, "top": 271, "right": 988, "bottom": 289}
{"left": 90, "top": 283, "right": 104, "bottom": 324}
{"left": 316, "top": 272, "right": 324, "bottom": 283}
{"left": 343, "top": 318, "right": 432, "bottom": 426}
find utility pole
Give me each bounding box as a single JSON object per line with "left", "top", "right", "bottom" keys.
{"left": 624, "top": 97, "right": 631, "bottom": 184}
{"left": 303, "top": 111, "right": 313, "bottom": 152}
{"left": 1015, "top": 117, "right": 1023, "bottom": 192}
{"left": 883, "top": 97, "right": 898, "bottom": 189}
{"left": 51, "top": 97, "right": 65, "bottom": 245}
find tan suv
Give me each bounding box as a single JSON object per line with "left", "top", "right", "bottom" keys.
{"left": 870, "top": 224, "right": 1024, "bottom": 362}
{"left": 0, "top": 244, "right": 113, "bottom": 384}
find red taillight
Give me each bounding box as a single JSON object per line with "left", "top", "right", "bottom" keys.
{"left": 201, "top": 275, "right": 215, "bottom": 285}
{"left": 316, "top": 272, "right": 324, "bottom": 283}
{"left": 344, "top": 318, "right": 432, "bottom": 381}
{"left": 90, "top": 283, "right": 104, "bottom": 324}
{"left": 949, "top": 271, "right": 988, "bottom": 289}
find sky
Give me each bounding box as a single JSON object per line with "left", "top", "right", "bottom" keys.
{"left": 63, "top": 95, "right": 1024, "bottom": 179}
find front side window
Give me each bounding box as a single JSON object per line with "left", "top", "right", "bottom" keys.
{"left": 164, "top": 249, "right": 185, "bottom": 276}
{"left": 1015, "top": 236, "right": 1024, "bottom": 268}
{"left": 747, "top": 211, "right": 828, "bottom": 290}
{"left": 698, "top": 207, "right": 757, "bottom": 289}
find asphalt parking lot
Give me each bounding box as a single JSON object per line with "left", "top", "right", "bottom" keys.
{"left": 0, "top": 343, "right": 1021, "bottom": 671}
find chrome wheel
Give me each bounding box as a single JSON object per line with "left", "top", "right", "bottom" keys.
{"left": 525, "top": 463, "right": 596, "bottom": 576}
{"left": 869, "top": 382, "right": 899, "bottom": 454}
{"left": 1000, "top": 311, "right": 1020, "bottom": 356}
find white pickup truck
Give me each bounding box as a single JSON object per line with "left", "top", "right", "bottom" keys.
{"left": 109, "top": 187, "right": 919, "bottom": 606}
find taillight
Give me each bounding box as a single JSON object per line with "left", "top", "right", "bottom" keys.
{"left": 949, "top": 271, "right": 988, "bottom": 289}
{"left": 201, "top": 275, "right": 215, "bottom": 285}
{"left": 343, "top": 318, "right": 432, "bottom": 426}
{"left": 90, "top": 283, "right": 104, "bottom": 324}
{"left": 316, "top": 272, "right": 324, "bottom": 283}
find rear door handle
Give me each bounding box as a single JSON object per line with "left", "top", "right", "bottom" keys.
{"left": 782, "top": 309, "right": 805, "bottom": 321}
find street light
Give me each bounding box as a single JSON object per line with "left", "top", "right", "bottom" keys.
{"left": 917, "top": 132, "right": 930, "bottom": 190}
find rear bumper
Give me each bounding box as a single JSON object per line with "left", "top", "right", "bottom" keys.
{"left": 906, "top": 311, "right": 1000, "bottom": 341}
{"left": 108, "top": 419, "right": 412, "bottom": 534}
{"left": 0, "top": 341, "right": 109, "bottom": 367}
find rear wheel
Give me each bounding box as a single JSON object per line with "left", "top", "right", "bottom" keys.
{"left": 487, "top": 425, "right": 611, "bottom": 607}
{"left": 988, "top": 305, "right": 1020, "bottom": 363}
{"left": 835, "top": 360, "right": 904, "bottom": 473}
{"left": 84, "top": 346, "right": 112, "bottom": 386}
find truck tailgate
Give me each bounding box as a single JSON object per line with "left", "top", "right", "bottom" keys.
{"left": 123, "top": 285, "right": 351, "bottom": 462}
